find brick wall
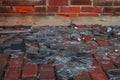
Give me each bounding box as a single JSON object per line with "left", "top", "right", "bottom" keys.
{"left": 0, "top": 0, "right": 120, "bottom": 17}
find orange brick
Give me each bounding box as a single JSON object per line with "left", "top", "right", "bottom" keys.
{"left": 61, "top": 7, "right": 80, "bottom": 13}
{"left": 4, "top": 68, "right": 21, "bottom": 80}
{"left": 13, "top": 6, "right": 34, "bottom": 13}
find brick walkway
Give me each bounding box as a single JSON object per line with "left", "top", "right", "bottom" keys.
{"left": 0, "top": 38, "right": 120, "bottom": 80}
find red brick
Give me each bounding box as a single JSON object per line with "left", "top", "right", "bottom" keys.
{"left": 22, "top": 60, "right": 38, "bottom": 79}
{"left": 90, "top": 65, "right": 108, "bottom": 80}
{"left": 49, "top": 0, "right": 68, "bottom": 6}
{"left": 35, "top": 7, "right": 46, "bottom": 13}
{"left": 113, "top": 8, "right": 120, "bottom": 13}
{"left": 76, "top": 71, "right": 91, "bottom": 80}
{"left": 0, "top": 6, "right": 12, "bottom": 13}
{"left": 94, "top": 0, "right": 113, "bottom": 6}
{"left": 71, "top": 0, "right": 91, "bottom": 5}
{"left": 2, "top": 0, "right": 46, "bottom": 6}
{"left": 56, "top": 13, "right": 77, "bottom": 18}
{"left": 81, "top": 7, "right": 102, "bottom": 13}
{"left": 4, "top": 68, "right": 21, "bottom": 80}
{"left": 114, "top": 1, "right": 120, "bottom": 6}
{"left": 48, "top": 7, "right": 58, "bottom": 12}
{"left": 96, "top": 39, "right": 111, "bottom": 47}
{"left": 40, "top": 70, "right": 56, "bottom": 80}
{"left": 78, "top": 13, "right": 99, "bottom": 17}
{"left": 0, "top": 1, "right": 2, "bottom": 5}
{"left": 11, "top": 13, "right": 45, "bottom": 16}
{"left": 103, "top": 7, "right": 113, "bottom": 13}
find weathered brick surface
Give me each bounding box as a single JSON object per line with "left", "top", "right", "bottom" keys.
{"left": 21, "top": 60, "right": 38, "bottom": 79}
{"left": 0, "top": 6, "right": 12, "bottom": 13}
{"left": 49, "top": 0, "right": 68, "bottom": 6}
{"left": 39, "top": 64, "right": 56, "bottom": 80}
{"left": 96, "top": 59, "right": 116, "bottom": 71}
{"left": 94, "top": 0, "right": 113, "bottom": 6}
{"left": 2, "top": 0, "right": 46, "bottom": 6}
{"left": 35, "top": 7, "right": 46, "bottom": 13}
{"left": 4, "top": 68, "right": 21, "bottom": 80}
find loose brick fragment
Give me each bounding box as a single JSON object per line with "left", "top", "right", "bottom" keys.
{"left": 96, "top": 39, "right": 111, "bottom": 47}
